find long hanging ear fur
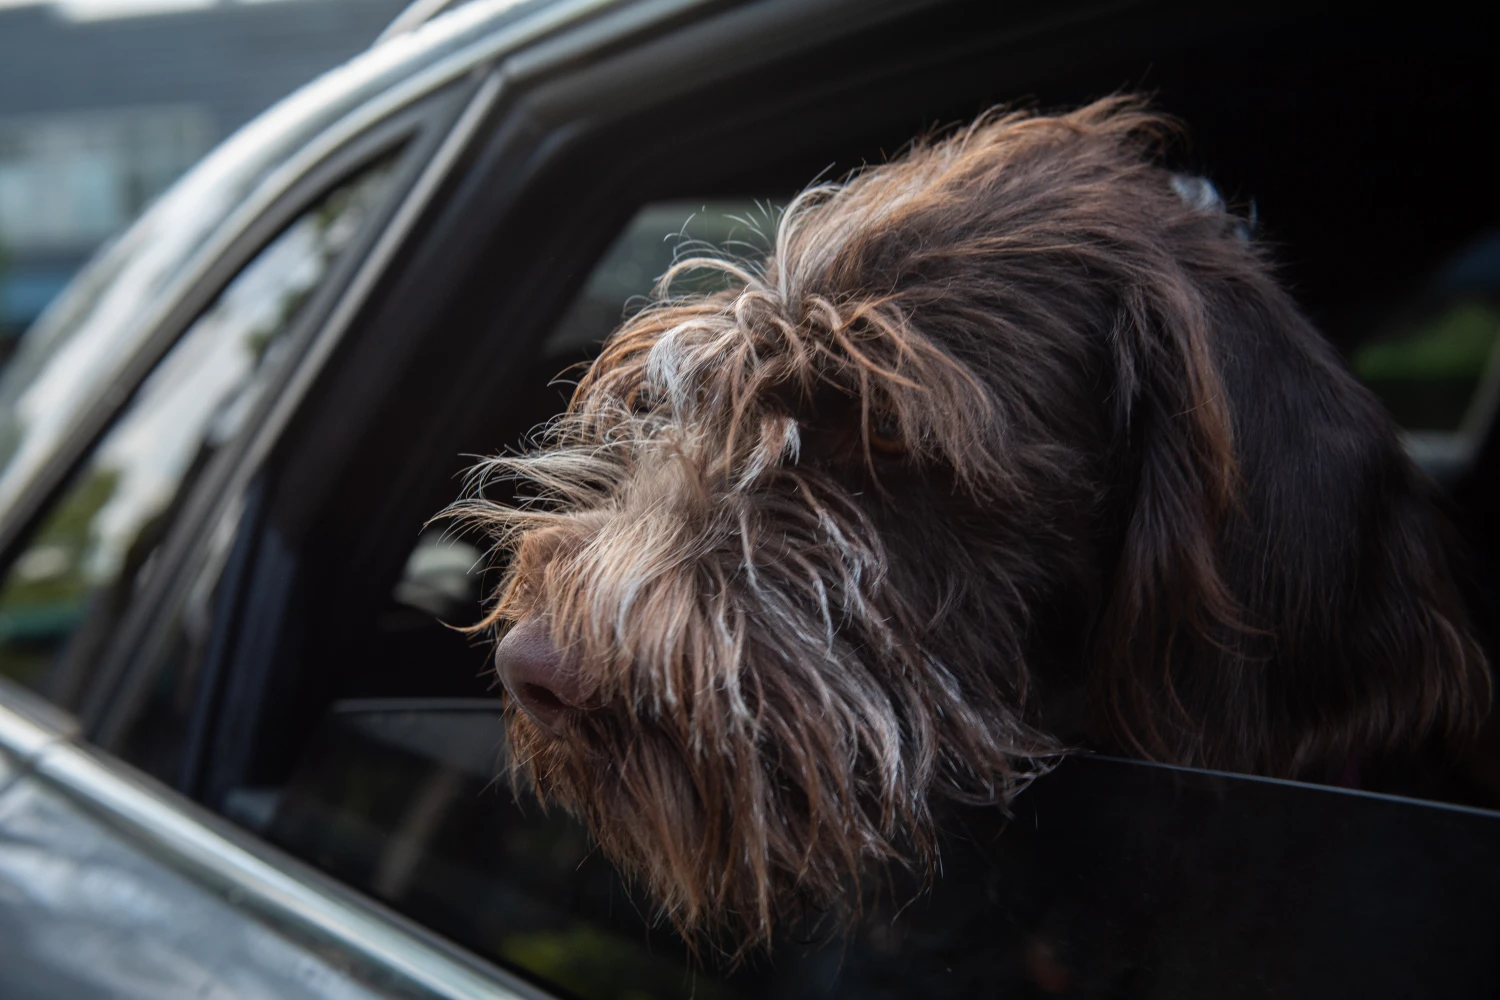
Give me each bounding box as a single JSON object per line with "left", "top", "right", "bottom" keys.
{"left": 1092, "top": 248, "right": 1491, "bottom": 781}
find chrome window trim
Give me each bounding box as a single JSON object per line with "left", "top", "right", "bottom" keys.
{"left": 0, "top": 675, "right": 79, "bottom": 758}
{"left": 0, "top": 695, "right": 64, "bottom": 761}
{"left": 0, "top": 683, "right": 549, "bottom": 1000}
{"left": 379, "top": 0, "right": 503, "bottom": 44}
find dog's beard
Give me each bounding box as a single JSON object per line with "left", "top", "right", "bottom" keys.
{"left": 501, "top": 600, "right": 1058, "bottom": 957}
{"left": 504, "top": 657, "right": 921, "bottom": 956}
{"left": 454, "top": 429, "right": 1061, "bottom": 952}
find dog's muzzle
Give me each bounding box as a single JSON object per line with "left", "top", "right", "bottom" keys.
{"left": 494, "top": 617, "right": 594, "bottom": 733}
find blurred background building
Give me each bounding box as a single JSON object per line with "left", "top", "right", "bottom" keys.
{"left": 0, "top": 0, "right": 411, "bottom": 364}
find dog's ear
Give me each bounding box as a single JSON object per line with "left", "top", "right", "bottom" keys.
{"left": 1092, "top": 261, "right": 1491, "bottom": 781}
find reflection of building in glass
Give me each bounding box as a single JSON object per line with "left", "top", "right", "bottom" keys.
{"left": 0, "top": 0, "right": 410, "bottom": 360}
{"left": 0, "top": 160, "right": 393, "bottom": 697}
{"left": 0, "top": 108, "right": 215, "bottom": 251}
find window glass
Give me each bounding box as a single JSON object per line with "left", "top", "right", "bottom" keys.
{"left": 0, "top": 161, "right": 395, "bottom": 717}
{"left": 392, "top": 529, "right": 484, "bottom": 621}
{"left": 542, "top": 200, "right": 777, "bottom": 358}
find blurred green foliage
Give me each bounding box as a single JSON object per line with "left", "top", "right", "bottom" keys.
{"left": 0, "top": 467, "right": 119, "bottom": 683}
{"left": 501, "top": 924, "right": 727, "bottom": 1000}
{"left": 1353, "top": 300, "right": 1500, "bottom": 381}
{"left": 1352, "top": 299, "right": 1500, "bottom": 431}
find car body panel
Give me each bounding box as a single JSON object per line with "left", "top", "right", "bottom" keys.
{"left": 0, "top": 681, "right": 545, "bottom": 1000}
{"left": 0, "top": 761, "right": 393, "bottom": 1000}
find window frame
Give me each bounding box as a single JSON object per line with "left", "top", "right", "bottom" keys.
{"left": 0, "top": 117, "right": 436, "bottom": 708}
{"left": 75, "top": 0, "right": 749, "bottom": 793}
{"left": 0, "top": 97, "right": 458, "bottom": 570}
{"left": 76, "top": 84, "right": 482, "bottom": 745}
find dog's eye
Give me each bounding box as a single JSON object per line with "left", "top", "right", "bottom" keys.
{"left": 867, "top": 417, "right": 906, "bottom": 455}
{"left": 627, "top": 389, "right": 655, "bottom": 415}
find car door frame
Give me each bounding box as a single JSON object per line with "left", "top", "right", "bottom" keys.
{"left": 82, "top": 0, "right": 1003, "bottom": 796}
{"left": 76, "top": 77, "right": 486, "bottom": 738}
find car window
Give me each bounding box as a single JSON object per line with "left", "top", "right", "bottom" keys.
{"left": 376, "top": 198, "right": 777, "bottom": 657}
{"left": 541, "top": 199, "right": 779, "bottom": 359}
{"left": 304, "top": 193, "right": 1500, "bottom": 998}
{"left": 0, "top": 161, "right": 395, "bottom": 717}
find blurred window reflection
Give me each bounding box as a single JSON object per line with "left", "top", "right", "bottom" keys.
{"left": 0, "top": 160, "right": 394, "bottom": 709}
{"left": 542, "top": 199, "right": 777, "bottom": 359}
{"left": 1350, "top": 231, "right": 1500, "bottom": 483}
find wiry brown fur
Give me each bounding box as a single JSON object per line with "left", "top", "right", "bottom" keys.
{"left": 446, "top": 97, "right": 1492, "bottom": 954}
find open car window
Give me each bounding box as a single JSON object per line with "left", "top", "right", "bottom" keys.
{"left": 541, "top": 200, "right": 779, "bottom": 358}
{"left": 337, "top": 198, "right": 1500, "bottom": 999}
{"left": 146, "top": 6, "right": 1500, "bottom": 993}
{"left": 388, "top": 200, "right": 776, "bottom": 624}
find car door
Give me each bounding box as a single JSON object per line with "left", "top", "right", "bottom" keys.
{"left": 0, "top": 682, "right": 547, "bottom": 999}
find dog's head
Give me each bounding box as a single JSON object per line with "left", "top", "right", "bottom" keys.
{"left": 447, "top": 97, "right": 1488, "bottom": 950}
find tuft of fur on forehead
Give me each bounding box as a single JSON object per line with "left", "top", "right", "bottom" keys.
{"left": 446, "top": 96, "right": 1490, "bottom": 953}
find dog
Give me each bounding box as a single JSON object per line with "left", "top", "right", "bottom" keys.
{"left": 447, "top": 97, "right": 1491, "bottom": 952}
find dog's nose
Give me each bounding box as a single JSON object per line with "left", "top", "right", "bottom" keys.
{"left": 495, "top": 617, "right": 592, "bottom": 734}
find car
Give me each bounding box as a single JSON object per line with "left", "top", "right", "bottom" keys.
{"left": 0, "top": 0, "right": 1498, "bottom": 996}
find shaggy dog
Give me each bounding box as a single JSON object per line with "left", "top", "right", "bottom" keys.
{"left": 448, "top": 97, "right": 1491, "bottom": 951}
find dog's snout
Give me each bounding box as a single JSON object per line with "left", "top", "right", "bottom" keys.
{"left": 495, "top": 617, "right": 593, "bottom": 734}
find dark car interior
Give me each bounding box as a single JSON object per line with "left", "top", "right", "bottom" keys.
{"left": 1, "top": 1, "right": 1498, "bottom": 997}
